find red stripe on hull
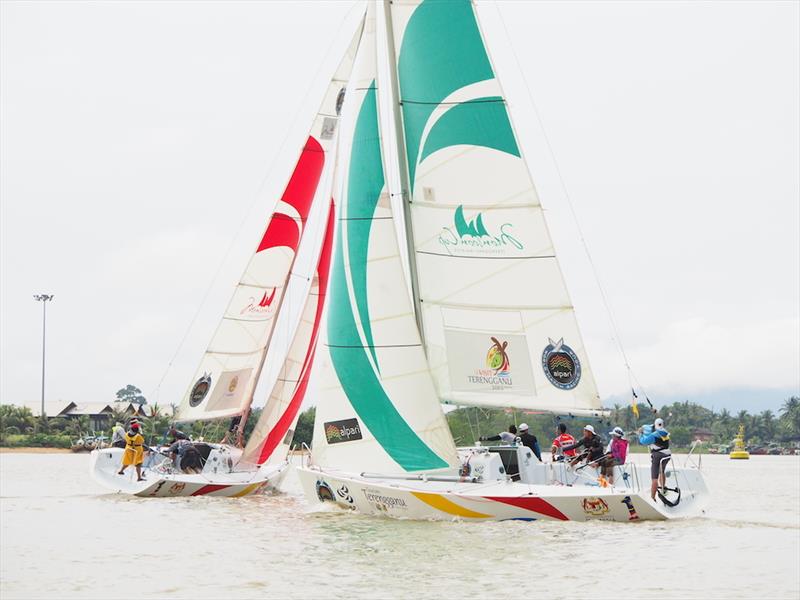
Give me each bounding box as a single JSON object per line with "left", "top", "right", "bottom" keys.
{"left": 191, "top": 484, "right": 230, "bottom": 496}
{"left": 256, "top": 136, "right": 325, "bottom": 253}
{"left": 484, "top": 496, "right": 570, "bottom": 521}
{"left": 255, "top": 200, "right": 335, "bottom": 464}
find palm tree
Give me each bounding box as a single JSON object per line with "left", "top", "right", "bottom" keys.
{"left": 760, "top": 410, "right": 776, "bottom": 442}
{"left": 780, "top": 396, "right": 800, "bottom": 438}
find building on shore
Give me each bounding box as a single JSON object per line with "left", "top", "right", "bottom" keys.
{"left": 53, "top": 402, "right": 147, "bottom": 432}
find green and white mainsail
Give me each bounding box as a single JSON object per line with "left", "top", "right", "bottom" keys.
{"left": 386, "top": 0, "right": 602, "bottom": 415}
{"left": 311, "top": 2, "right": 458, "bottom": 473}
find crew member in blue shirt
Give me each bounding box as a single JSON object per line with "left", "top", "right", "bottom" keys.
{"left": 639, "top": 417, "right": 671, "bottom": 500}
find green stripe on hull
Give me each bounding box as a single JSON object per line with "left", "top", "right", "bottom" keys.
{"left": 327, "top": 83, "right": 448, "bottom": 472}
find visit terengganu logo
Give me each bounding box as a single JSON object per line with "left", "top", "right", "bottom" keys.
{"left": 437, "top": 205, "right": 523, "bottom": 256}
{"left": 485, "top": 336, "right": 510, "bottom": 376}
{"left": 465, "top": 337, "right": 514, "bottom": 390}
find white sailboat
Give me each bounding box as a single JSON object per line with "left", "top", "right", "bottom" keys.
{"left": 296, "top": 0, "right": 709, "bottom": 521}
{"left": 90, "top": 19, "right": 363, "bottom": 498}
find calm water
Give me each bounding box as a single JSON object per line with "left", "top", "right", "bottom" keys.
{"left": 1, "top": 453, "right": 798, "bottom": 599}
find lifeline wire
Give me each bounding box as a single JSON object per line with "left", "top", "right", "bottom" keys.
{"left": 150, "top": 1, "right": 364, "bottom": 402}
{"left": 490, "top": 0, "right": 653, "bottom": 405}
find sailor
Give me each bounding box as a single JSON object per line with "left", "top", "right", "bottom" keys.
{"left": 110, "top": 422, "right": 126, "bottom": 449}
{"left": 551, "top": 423, "right": 577, "bottom": 461}
{"left": 600, "top": 427, "right": 629, "bottom": 485}
{"left": 117, "top": 422, "right": 146, "bottom": 481}
{"left": 220, "top": 415, "right": 242, "bottom": 446}
{"left": 168, "top": 439, "right": 202, "bottom": 474}
{"left": 639, "top": 417, "right": 671, "bottom": 500}
{"left": 479, "top": 424, "right": 517, "bottom": 444}
{"left": 516, "top": 423, "right": 542, "bottom": 462}
{"left": 167, "top": 426, "right": 190, "bottom": 444}
{"left": 562, "top": 424, "right": 604, "bottom": 467}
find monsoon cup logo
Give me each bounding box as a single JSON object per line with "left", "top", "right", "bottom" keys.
{"left": 541, "top": 338, "right": 581, "bottom": 390}
{"left": 240, "top": 288, "right": 277, "bottom": 317}
{"left": 437, "top": 205, "right": 523, "bottom": 256}
{"left": 323, "top": 418, "right": 363, "bottom": 445}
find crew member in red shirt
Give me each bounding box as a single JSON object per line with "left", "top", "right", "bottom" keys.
{"left": 551, "top": 423, "right": 577, "bottom": 461}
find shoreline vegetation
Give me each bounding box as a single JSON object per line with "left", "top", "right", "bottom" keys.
{"left": 1, "top": 397, "right": 798, "bottom": 453}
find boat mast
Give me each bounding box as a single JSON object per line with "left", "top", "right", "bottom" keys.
{"left": 380, "top": 0, "right": 426, "bottom": 346}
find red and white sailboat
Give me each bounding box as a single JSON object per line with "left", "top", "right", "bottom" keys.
{"left": 90, "top": 18, "right": 362, "bottom": 498}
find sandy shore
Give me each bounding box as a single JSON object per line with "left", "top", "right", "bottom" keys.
{"left": 0, "top": 447, "right": 73, "bottom": 454}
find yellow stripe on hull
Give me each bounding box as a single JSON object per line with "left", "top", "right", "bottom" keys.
{"left": 232, "top": 482, "right": 263, "bottom": 497}
{"left": 411, "top": 492, "right": 492, "bottom": 519}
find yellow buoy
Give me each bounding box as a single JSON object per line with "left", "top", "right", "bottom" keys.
{"left": 730, "top": 424, "right": 750, "bottom": 460}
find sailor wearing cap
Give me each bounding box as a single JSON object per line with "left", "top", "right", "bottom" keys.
{"left": 639, "top": 417, "right": 671, "bottom": 500}
{"left": 515, "top": 423, "right": 542, "bottom": 462}
{"left": 600, "top": 427, "right": 629, "bottom": 485}
{"left": 562, "top": 424, "right": 605, "bottom": 466}
{"left": 117, "top": 422, "right": 146, "bottom": 482}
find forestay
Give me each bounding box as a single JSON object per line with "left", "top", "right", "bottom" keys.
{"left": 175, "top": 20, "right": 364, "bottom": 423}
{"left": 387, "top": 0, "right": 601, "bottom": 414}
{"left": 310, "top": 3, "right": 458, "bottom": 474}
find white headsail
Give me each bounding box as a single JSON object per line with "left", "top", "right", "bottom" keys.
{"left": 386, "top": 0, "right": 602, "bottom": 415}
{"left": 240, "top": 200, "right": 335, "bottom": 466}
{"left": 174, "top": 18, "right": 365, "bottom": 423}
{"left": 309, "top": 2, "right": 459, "bottom": 474}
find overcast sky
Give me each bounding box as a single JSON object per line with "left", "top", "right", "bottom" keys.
{"left": 2, "top": 1, "right": 798, "bottom": 416}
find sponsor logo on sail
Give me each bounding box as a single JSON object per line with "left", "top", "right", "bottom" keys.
{"left": 541, "top": 338, "right": 581, "bottom": 390}
{"left": 437, "top": 205, "right": 523, "bottom": 256}
{"left": 323, "top": 418, "right": 363, "bottom": 444}
{"left": 228, "top": 376, "right": 238, "bottom": 393}
{"left": 240, "top": 288, "right": 277, "bottom": 317}
{"left": 582, "top": 497, "right": 609, "bottom": 516}
{"left": 189, "top": 373, "right": 212, "bottom": 407}
{"left": 466, "top": 337, "right": 513, "bottom": 390}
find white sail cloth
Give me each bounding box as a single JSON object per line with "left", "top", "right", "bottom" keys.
{"left": 387, "top": 0, "right": 602, "bottom": 415}
{"left": 174, "top": 20, "right": 364, "bottom": 423}
{"left": 309, "top": 3, "right": 458, "bottom": 474}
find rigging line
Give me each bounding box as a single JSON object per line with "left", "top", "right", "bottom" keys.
{"left": 491, "top": 1, "right": 644, "bottom": 396}
{"left": 149, "top": 1, "right": 363, "bottom": 402}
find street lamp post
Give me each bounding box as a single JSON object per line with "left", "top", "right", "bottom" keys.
{"left": 33, "top": 294, "right": 54, "bottom": 417}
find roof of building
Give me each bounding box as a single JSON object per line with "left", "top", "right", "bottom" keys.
{"left": 55, "top": 402, "right": 147, "bottom": 417}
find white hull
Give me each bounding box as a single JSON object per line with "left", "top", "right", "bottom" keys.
{"left": 297, "top": 446, "right": 708, "bottom": 522}
{"left": 90, "top": 446, "right": 288, "bottom": 498}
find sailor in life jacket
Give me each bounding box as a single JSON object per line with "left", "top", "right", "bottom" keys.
{"left": 638, "top": 417, "right": 670, "bottom": 500}
{"left": 551, "top": 423, "right": 577, "bottom": 461}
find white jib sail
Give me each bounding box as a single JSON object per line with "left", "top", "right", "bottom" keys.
{"left": 174, "top": 17, "right": 365, "bottom": 423}
{"left": 388, "top": 0, "right": 602, "bottom": 415}
{"left": 309, "top": 2, "right": 458, "bottom": 474}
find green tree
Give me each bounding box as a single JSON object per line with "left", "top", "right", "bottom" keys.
{"left": 116, "top": 384, "right": 147, "bottom": 405}
{"left": 64, "top": 416, "right": 90, "bottom": 438}
{"left": 0, "top": 405, "right": 36, "bottom": 433}
{"left": 780, "top": 396, "right": 800, "bottom": 439}
{"left": 293, "top": 407, "right": 316, "bottom": 448}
